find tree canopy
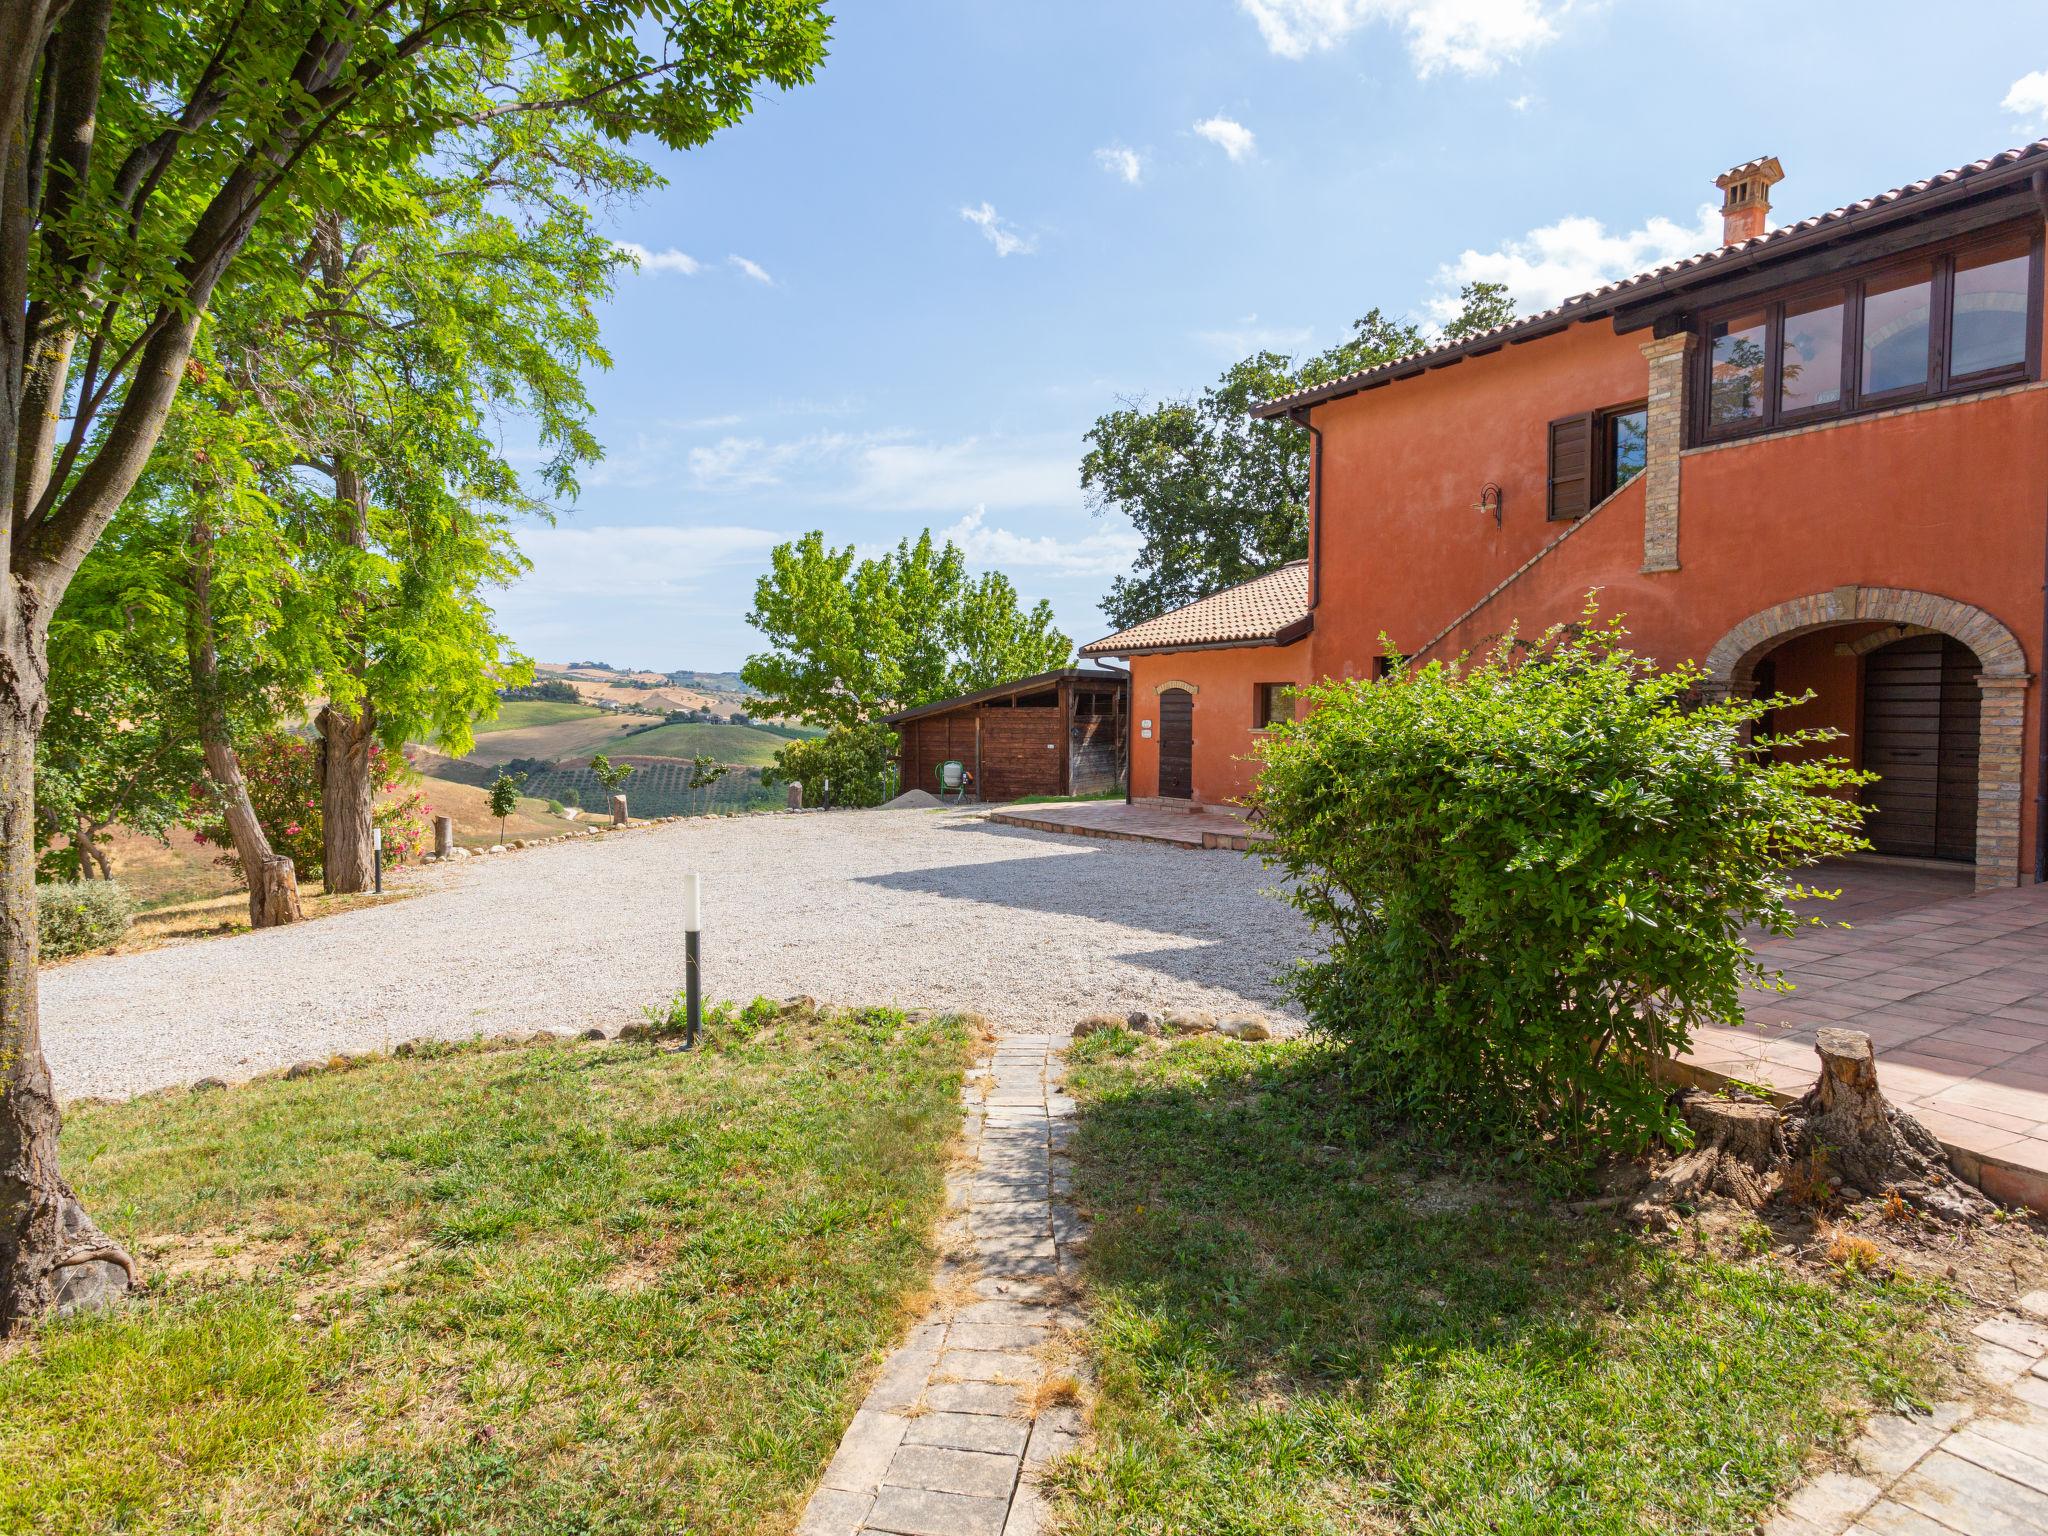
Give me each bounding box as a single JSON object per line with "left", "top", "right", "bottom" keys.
{"left": 1083, "top": 283, "right": 1515, "bottom": 630}
{"left": 742, "top": 530, "right": 1073, "bottom": 730}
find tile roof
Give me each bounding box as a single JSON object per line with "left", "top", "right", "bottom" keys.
{"left": 1254, "top": 138, "right": 2048, "bottom": 419}
{"left": 1079, "top": 561, "right": 1311, "bottom": 656}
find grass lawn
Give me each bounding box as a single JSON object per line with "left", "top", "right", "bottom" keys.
{"left": 1, "top": 1006, "right": 973, "bottom": 1535}
{"left": 474, "top": 699, "right": 605, "bottom": 734}
{"left": 1001, "top": 789, "right": 1125, "bottom": 807}
{"left": 1052, "top": 1033, "right": 1963, "bottom": 1536}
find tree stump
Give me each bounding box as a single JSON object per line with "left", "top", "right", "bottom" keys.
{"left": 250, "top": 854, "right": 305, "bottom": 929}
{"left": 1785, "top": 1028, "right": 1989, "bottom": 1220}
{"left": 609, "top": 794, "right": 629, "bottom": 828}
{"left": 787, "top": 783, "right": 803, "bottom": 810}
{"left": 1648, "top": 1094, "right": 1787, "bottom": 1209}
{"left": 434, "top": 815, "right": 454, "bottom": 858}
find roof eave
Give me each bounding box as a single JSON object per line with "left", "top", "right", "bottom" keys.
{"left": 1079, "top": 612, "right": 1314, "bottom": 659}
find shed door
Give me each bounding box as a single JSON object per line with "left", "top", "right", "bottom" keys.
{"left": 1861, "top": 634, "right": 1980, "bottom": 862}
{"left": 1157, "top": 688, "right": 1193, "bottom": 800}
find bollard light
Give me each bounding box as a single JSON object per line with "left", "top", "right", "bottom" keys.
{"left": 682, "top": 872, "right": 702, "bottom": 1049}
{"left": 373, "top": 827, "right": 384, "bottom": 895}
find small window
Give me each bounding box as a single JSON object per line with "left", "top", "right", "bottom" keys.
{"left": 1707, "top": 309, "right": 1769, "bottom": 429}
{"left": 1860, "top": 261, "right": 1934, "bottom": 398}
{"left": 1949, "top": 232, "right": 2033, "bottom": 379}
{"left": 1254, "top": 683, "right": 1291, "bottom": 728}
{"left": 1604, "top": 405, "right": 1648, "bottom": 493}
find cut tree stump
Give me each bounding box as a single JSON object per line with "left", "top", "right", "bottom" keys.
{"left": 1648, "top": 1094, "right": 1787, "bottom": 1209}
{"left": 250, "top": 854, "right": 304, "bottom": 929}
{"left": 1784, "top": 1028, "right": 1989, "bottom": 1221}
{"left": 610, "top": 794, "right": 629, "bottom": 828}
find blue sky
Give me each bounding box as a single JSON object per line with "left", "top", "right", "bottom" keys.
{"left": 493, "top": 0, "right": 2048, "bottom": 672}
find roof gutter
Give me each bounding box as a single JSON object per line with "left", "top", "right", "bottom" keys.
{"left": 1290, "top": 406, "right": 1323, "bottom": 612}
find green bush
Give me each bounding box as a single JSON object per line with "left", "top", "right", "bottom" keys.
{"left": 39, "top": 880, "right": 136, "bottom": 959}
{"left": 1250, "top": 610, "right": 1869, "bottom": 1165}
{"left": 764, "top": 723, "right": 892, "bottom": 807}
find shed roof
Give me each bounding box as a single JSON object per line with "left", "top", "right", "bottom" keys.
{"left": 1253, "top": 137, "right": 2048, "bottom": 419}
{"left": 1079, "top": 562, "right": 1312, "bottom": 658}
{"left": 882, "top": 667, "right": 1128, "bottom": 726}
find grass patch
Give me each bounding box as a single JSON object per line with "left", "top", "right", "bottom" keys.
{"left": 2, "top": 1007, "right": 972, "bottom": 1534}
{"left": 1052, "top": 1034, "right": 1958, "bottom": 1536}
{"left": 608, "top": 722, "right": 819, "bottom": 767}
{"left": 1001, "top": 788, "right": 1125, "bottom": 807}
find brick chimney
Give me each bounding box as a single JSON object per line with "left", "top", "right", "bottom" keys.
{"left": 1715, "top": 156, "right": 1784, "bottom": 245}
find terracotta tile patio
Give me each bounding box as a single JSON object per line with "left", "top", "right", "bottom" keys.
{"left": 1681, "top": 861, "right": 2048, "bottom": 1212}
{"left": 978, "top": 805, "right": 2048, "bottom": 1212}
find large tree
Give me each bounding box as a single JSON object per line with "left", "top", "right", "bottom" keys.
{"left": 0, "top": 0, "right": 829, "bottom": 1329}
{"left": 742, "top": 530, "right": 1072, "bottom": 730}
{"left": 1084, "top": 282, "right": 1515, "bottom": 630}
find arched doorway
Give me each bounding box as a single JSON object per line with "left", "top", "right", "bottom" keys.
{"left": 1704, "top": 587, "right": 2030, "bottom": 890}
{"left": 1157, "top": 687, "right": 1194, "bottom": 800}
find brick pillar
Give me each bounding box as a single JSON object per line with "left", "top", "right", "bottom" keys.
{"left": 1974, "top": 676, "right": 2030, "bottom": 890}
{"left": 1638, "top": 332, "right": 1694, "bottom": 574}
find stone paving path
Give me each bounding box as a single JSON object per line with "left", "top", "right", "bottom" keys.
{"left": 1765, "top": 1291, "right": 2048, "bottom": 1535}
{"left": 798, "top": 1033, "right": 1085, "bottom": 1536}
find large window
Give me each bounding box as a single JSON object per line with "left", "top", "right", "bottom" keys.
{"left": 1695, "top": 223, "right": 2042, "bottom": 442}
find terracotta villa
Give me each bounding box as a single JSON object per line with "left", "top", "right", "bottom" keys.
{"left": 1083, "top": 142, "right": 2048, "bottom": 892}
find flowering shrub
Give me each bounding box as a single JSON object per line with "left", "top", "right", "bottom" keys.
{"left": 1250, "top": 610, "right": 1870, "bottom": 1166}
{"left": 194, "top": 732, "right": 433, "bottom": 881}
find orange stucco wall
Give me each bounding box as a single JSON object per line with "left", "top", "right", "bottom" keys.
{"left": 1127, "top": 641, "right": 1312, "bottom": 805}
{"left": 1143, "top": 227, "right": 2048, "bottom": 876}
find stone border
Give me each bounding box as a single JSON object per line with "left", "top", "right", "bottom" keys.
{"left": 1701, "top": 586, "right": 2032, "bottom": 890}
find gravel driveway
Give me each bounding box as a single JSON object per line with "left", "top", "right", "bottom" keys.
{"left": 44, "top": 809, "right": 1312, "bottom": 1100}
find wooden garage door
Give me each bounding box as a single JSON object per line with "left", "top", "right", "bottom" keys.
{"left": 1860, "top": 634, "right": 1980, "bottom": 862}
{"left": 978, "top": 707, "right": 1063, "bottom": 801}
{"left": 1157, "top": 688, "right": 1193, "bottom": 800}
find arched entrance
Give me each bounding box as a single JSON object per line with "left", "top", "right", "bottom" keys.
{"left": 1703, "top": 587, "right": 2030, "bottom": 890}
{"left": 1156, "top": 687, "right": 1194, "bottom": 800}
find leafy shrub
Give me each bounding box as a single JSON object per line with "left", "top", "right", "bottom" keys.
{"left": 1250, "top": 610, "right": 1868, "bottom": 1164}
{"left": 193, "top": 733, "right": 432, "bottom": 881}
{"left": 38, "top": 880, "right": 135, "bottom": 959}
{"left": 763, "top": 723, "right": 892, "bottom": 807}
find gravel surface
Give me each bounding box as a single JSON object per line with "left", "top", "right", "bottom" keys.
{"left": 44, "top": 809, "right": 1312, "bottom": 1100}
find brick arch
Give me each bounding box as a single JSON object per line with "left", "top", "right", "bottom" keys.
{"left": 1704, "top": 586, "right": 2028, "bottom": 687}
{"left": 1702, "top": 586, "right": 2031, "bottom": 890}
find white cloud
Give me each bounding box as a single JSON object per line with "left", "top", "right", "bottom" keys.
{"left": 2005, "top": 69, "right": 2048, "bottom": 124}
{"left": 615, "top": 241, "right": 702, "bottom": 276}
{"left": 1196, "top": 315, "right": 1314, "bottom": 354}
{"left": 1095, "top": 144, "right": 1145, "bottom": 185}
{"left": 1429, "top": 203, "right": 1724, "bottom": 319}
{"left": 728, "top": 254, "right": 775, "bottom": 285}
{"left": 1240, "top": 0, "right": 1563, "bottom": 77}
{"left": 845, "top": 436, "right": 1077, "bottom": 513}
{"left": 1507, "top": 91, "right": 1534, "bottom": 111}
{"left": 960, "top": 201, "right": 1035, "bottom": 257}
{"left": 1193, "top": 116, "right": 1256, "bottom": 162}
{"left": 687, "top": 431, "right": 873, "bottom": 492}
{"left": 509, "top": 524, "right": 783, "bottom": 598}
{"left": 937, "top": 507, "right": 1143, "bottom": 578}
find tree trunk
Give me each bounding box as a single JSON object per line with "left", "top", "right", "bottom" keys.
{"left": 188, "top": 517, "right": 301, "bottom": 928}
{"left": 318, "top": 700, "right": 376, "bottom": 893}
{"left": 0, "top": 625, "right": 134, "bottom": 1330}
{"left": 1647, "top": 1094, "right": 1787, "bottom": 1210}
{"left": 73, "top": 814, "right": 111, "bottom": 881}
{"left": 1785, "top": 1028, "right": 1989, "bottom": 1219}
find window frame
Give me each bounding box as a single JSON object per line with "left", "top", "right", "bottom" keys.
{"left": 1547, "top": 401, "right": 1648, "bottom": 521}
{"left": 1253, "top": 682, "right": 1291, "bottom": 730}
{"left": 1597, "top": 400, "right": 1650, "bottom": 501}
{"left": 1691, "top": 220, "right": 2044, "bottom": 446}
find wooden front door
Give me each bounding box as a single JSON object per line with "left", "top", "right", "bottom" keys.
{"left": 1157, "top": 689, "right": 1193, "bottom": 800}
{"left": 1861, "top": 634, "right": 1981, "bottom": 862}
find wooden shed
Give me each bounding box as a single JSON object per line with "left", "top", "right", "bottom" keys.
{"left": 885, "top": 669, "right": 1129, "bottom": 802}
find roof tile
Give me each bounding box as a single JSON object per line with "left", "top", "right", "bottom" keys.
{"left": 1079, "top": 562, "right": 1310, "bottom": 656}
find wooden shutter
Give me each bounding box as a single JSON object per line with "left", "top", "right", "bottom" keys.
{"left": 1547, "top": 411, "right": 1596, "bottom": 521}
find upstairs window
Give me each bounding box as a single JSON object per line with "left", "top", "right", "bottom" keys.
{"left": 1696, "top": 223, "right": 2043, "bottom": 442}
{"left": 1547, "top": 402, "right": 1648, "bottom": 520}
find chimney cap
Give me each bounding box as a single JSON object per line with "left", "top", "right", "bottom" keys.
{"left": 1715, "top": 155, "right": 1785, "bottom": 203}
